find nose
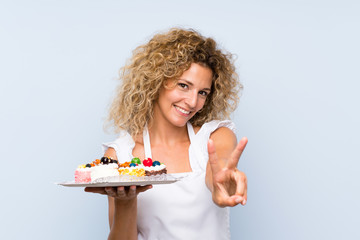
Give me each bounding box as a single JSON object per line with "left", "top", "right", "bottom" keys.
{"left": 185, "top": 90, "right": 198, "bottom": 109}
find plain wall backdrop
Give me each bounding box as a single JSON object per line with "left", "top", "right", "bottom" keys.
{"left": 1, "top": 0, "right": 359, "bottom": 239}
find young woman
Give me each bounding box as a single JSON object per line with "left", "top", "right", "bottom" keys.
{"left": 85, "top": 28, "right": 248, "bottom": 240}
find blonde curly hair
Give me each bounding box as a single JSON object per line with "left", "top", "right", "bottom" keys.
{"left": 107, "top": 28, "right": 242, "bottom": 137}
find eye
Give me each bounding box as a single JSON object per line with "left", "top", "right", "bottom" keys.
{"left": 199, "top": 91, "right": 209, "bottom": 97}
{"left": 178, "top": 83, "right": 188, "bottom": 89}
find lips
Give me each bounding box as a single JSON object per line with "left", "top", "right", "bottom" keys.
{"left": 174, "top": 105, "right": 191, "bottom": 115}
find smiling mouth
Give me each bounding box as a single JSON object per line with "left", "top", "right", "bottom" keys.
{"left": 174, "top": 105, "right": 191, "bottom": 115}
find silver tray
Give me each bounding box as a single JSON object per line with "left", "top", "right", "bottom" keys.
{"left": 56, "top": 174, "right": 178, "bottom": 187}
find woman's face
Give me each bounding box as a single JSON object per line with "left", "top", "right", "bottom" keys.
{"left": 154, "top": 63, "right": 213, "bottom": 128}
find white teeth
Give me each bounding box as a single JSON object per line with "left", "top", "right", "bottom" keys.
{"left": 175, "top": 106, "right": 190, "bottom": 114}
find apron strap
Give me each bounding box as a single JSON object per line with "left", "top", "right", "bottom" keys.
{"left": 187, "top": 122, "right": 195, "bottom": 144}
{"left": 143, "top": 126, "right": 152, "bottom": 159}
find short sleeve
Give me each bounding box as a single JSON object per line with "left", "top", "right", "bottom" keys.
{"left": 196, "top": 120, "right": 235, "bottom": 140}
{"left": 189, "top": 120, "right": 236, "bottom": 172}
{"left": 102, "top": 130, "right": 135, "bottom": 163}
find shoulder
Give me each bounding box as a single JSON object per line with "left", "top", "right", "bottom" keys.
{"left": 192, "top": 119, "right": 236, "bottom": 147}
{"left": 207, "top": 124, "right": 237, "bottom": 161}
{"left": 103, "top": 133, "right": 143, "bottom": 160}
{"left": 104, "top": 147, "right": 117, "bottom": 160}
{"left": 102, "top": 130, "right": 136, "bottom": 163}
{"left": 198, "top": 120, "right": 236, "bottom": 135}
{"left": 204, "top": 120, "right": 237, "bottom": 153}
{"left": 210, "top": 126, "right": 236, "bottom": 140}
{"left": 210, "top": 127, "right": 237, "bottom": 150}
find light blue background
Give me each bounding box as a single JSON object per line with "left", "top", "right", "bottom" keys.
{"left": 1, "top": 0, "right": 359, "bottom": 239}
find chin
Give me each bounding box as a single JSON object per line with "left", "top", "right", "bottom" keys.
{"left": 172, "top": 121, "right": 188, "bottom": 128}
{"left": 168, "top": 117, "right": 190, "bottom": 128}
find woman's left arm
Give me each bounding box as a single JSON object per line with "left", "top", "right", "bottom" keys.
{"left": 205, "top": 127, "right": 248, "bottom": 207}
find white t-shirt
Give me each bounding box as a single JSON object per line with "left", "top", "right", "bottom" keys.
{"left": 103, "top": 120, "right": 235, "bottom": 240}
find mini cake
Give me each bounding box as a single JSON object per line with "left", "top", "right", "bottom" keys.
{"left": 74, "top": 167, "right": 91, "bottom": 183}
{"left": 74, "top": 157, "right": 167, "bottom": 182}
{"left": 74, "top": 157, "right": 119, "bottom": 183}
{"left": 118, "top": 157, "right": 167, "bottom": 177}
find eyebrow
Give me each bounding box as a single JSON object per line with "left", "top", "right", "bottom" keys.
{"left": 178, "top": 79, "right": 211, "bottom": 92}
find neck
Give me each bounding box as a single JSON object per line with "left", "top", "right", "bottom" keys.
{"left": 148, "top": 120, "right": 189, "bottom": 147}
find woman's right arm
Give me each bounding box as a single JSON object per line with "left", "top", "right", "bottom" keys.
{"left": 105, "top": 147, "right": 118, "bottom": 230}
{"left": 108, "top": 196, "right": 115, "bottom": 229}
{"left": 85, "top": 147, "right": 152, "bottom": 240}
{"left": 106, "top": 187, "right": 138, "bottom": 240}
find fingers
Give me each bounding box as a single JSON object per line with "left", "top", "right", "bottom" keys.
{"left": 137, "top": 185, "right": 153, "bottom": 194}
{"left": 242, "top": 188, "right": 247, "bottom": 205}
{"left": 84, "top": 185, "right": 153, "bottom": 200}
{"left": 227, "top": 137, "right": 248, "bottom": 169}
{"left": 212, "top": 170, "right": 248, "bottom": 207}
{"left": 208, "top": 137, "right": 248, "bottom": 172}
{"left": 128, "top": 186, "right": 137, "bottom": 198}
{"left": 234, "top": 171, "right": 247, "bottom": 194}
{"left": 235, "top": 171, "right": 247, "bottom": 205}
{"left": 115, "top": 185, "right": 153, "bottom": 199}
{"left": 84, "top": 187, "right": 107, "bottom": 195}
{"left": 214, "top": 192, "right": 247, "bottom": 207}
{"left": 208, "top": 139, "right": 221, "bottom": 174}
{"left": 115, "top": 186, "right": 126, "bottom": 198}
{"left": 232, "top": 195, "right": 246, "bottom": 206}
{"left": 214, "top": 195, "right": 245, "bottom": 207}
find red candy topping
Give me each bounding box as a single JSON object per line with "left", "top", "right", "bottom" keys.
{"left": 143, "top": 158, "right": 153, "bottom": 167}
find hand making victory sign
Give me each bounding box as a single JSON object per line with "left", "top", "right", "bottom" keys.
{"left": 206, "top": 127, "right": 248, "bottom": 207}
